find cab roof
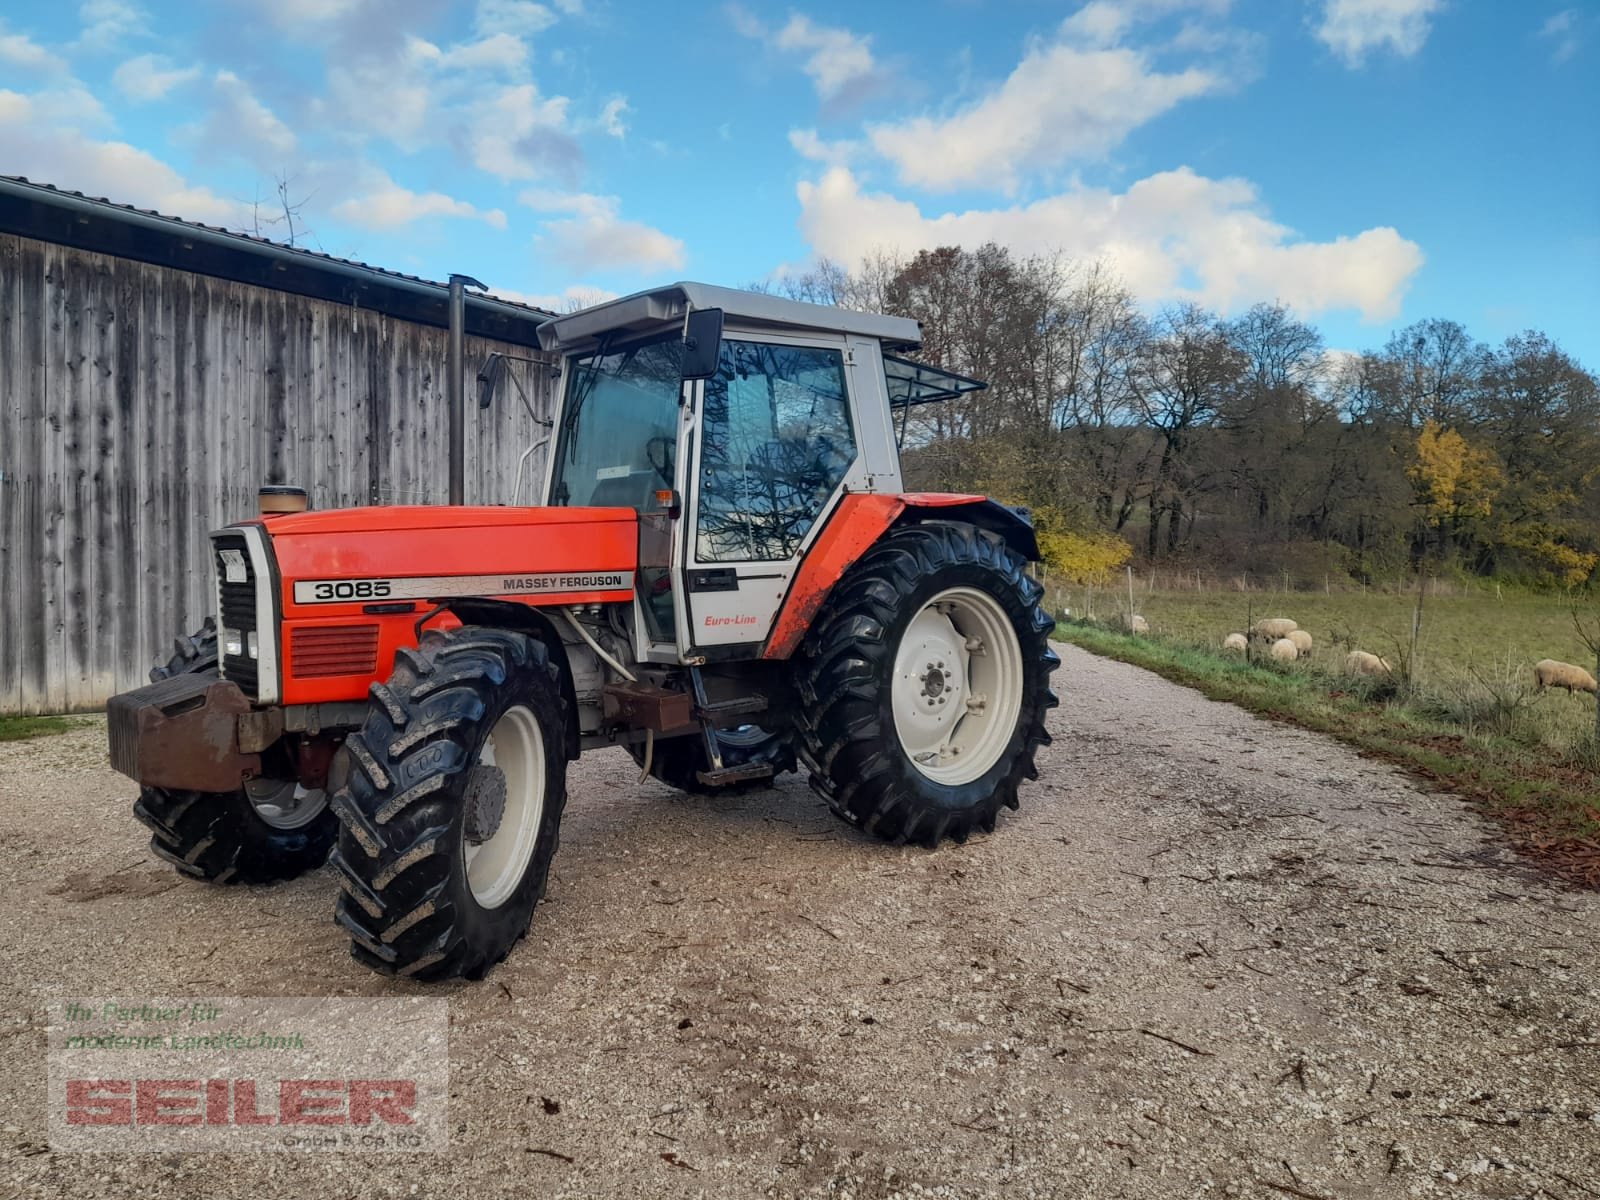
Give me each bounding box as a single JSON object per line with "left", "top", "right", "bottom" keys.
{"left": 535, "top": 281, "right": 923, "bottom": 355}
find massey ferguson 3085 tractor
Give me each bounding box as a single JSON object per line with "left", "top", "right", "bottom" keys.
{"left": 107, "top": 283, "right": 1059, "bottom": 980}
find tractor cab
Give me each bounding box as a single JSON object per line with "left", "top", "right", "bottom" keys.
{"left": 519, "top": 283, "right": 984, "bottom": 665}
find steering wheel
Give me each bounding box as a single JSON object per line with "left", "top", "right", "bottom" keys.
{"left": 646, "top": 436, "right": 674, "bottom": 485}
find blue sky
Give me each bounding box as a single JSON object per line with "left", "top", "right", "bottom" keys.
{"left": 1, "top": 0, "right": 1596, "bottom": 363}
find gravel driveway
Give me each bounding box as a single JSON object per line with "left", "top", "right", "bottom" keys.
{"left": 2, "top": 644, "right": 1597, "bottom": 1198}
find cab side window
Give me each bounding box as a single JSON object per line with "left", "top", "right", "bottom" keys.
{"left": 696, "top": 341, "right": 856, "bottom": 562}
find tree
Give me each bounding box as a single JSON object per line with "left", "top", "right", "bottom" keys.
{"left": 1132, "top": 305, "right": 1245, "bottom": 557}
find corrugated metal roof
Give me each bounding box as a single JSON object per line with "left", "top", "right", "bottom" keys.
{"left": 0, "top": 175, "right": 556, "bottom": 340}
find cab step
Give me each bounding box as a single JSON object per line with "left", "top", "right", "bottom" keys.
{"left": 694, "top": 761, "right": 777, "bottom": 788}
{"left": 693, "top": 695, "right": 769, "bottom": 726}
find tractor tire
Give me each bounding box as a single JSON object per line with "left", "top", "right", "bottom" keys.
{"left": 149, "top": 616, "right": 218, "bottom": 681}
{"left": 328, "top": 627, "right": 569, "bottom": 980}
{"left": 625, "top": 725, "right": 795, "bottom": 794}
{"left": 134, "top": 621, "right": 337, "bottom": 885}
{"left": 794, "top": 522, "right": 1058, "bottom": 846}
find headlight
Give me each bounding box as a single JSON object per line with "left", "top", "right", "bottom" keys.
{"left": 222, "top": 628, "right": 244, "bottom": 657}
{"left": 247, "top": 631, "right": 259, "bottom": 660}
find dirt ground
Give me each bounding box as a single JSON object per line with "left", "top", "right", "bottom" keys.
{"left": 2, "top": 644, "right": 1597, "bottom": 1199}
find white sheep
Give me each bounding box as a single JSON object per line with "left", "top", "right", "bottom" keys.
{"left": 1533, "top": 659, "right": 1598, "bottom": 696}
{"left": 1269, "top": 637, "right": 1299, "bottom": 663}
{"left": 1253, "top": 617, "right": 1298, "bottom": 641}
{"left": 1287, "top": 629, "right": 1314, "bottom": 658}
{"left": 1344, "top": 650, "right": 1393, "bottom": 677}
{"left": 1128, "top": 614, "right": 1150, "bottom": 634}
{"left": 1223, "top": 632, "right": 1248, "bottom": 652}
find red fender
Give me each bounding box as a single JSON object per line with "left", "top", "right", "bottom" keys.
{"left": 761, "top": 492, "right": 993, "bottom": 660}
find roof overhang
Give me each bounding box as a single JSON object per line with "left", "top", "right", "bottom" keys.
{"left": 0, "top": 176, "right": 554, "bottom": 346}
{"left": 537, "top": 281, "right": 923, "bottom": 355}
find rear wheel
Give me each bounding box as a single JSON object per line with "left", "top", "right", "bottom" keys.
{"left": 794, "top": 523, "right": 1058, "bottom": 845}
{"left": 328, "top": 627, "right": 569, "bottom": 980}
{"left": 134, "top": 621, "right": 336, "bottom": 885}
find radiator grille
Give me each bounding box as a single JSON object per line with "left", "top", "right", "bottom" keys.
{"left": 290, "top": 624, "right": 380, "bottom": 678}
{"left": 214, "top": 534, "right": 260, "bottom": 698}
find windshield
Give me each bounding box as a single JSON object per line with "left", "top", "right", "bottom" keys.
{"left": 549, "top": 335, "right": 683, "bottom": 508}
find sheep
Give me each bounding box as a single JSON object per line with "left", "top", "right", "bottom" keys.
{"left": 1127, "top": 614, "right": 1150, "bottom": 634}
{"left": 1269, "top": 637, "right": 1299, "bottom": 663}
{"left": 1533, "top": 659, "right": 1598, "bottom": 696}
{"left": 1287, "top": 629, "right": 1314, "bottom": 658}
{"left": 1344, "top": 650, "right": 1393, "bottom": 677}
{"left": 1252, "top": 618, "right": 1298, "bottom": 641}
{"left": 1222, "top": 632, "right": 1248, "bottom": 652}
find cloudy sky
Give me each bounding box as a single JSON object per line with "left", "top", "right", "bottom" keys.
{"left": 1, "top": 0, "right": 1595, "bottom": 359}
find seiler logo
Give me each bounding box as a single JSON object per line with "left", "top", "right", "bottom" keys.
{"left": 66, "top": 1078, "right": 417, "bottom": 1127}
{"left": 704, "top": 614, "right": 758, "bottom": 627}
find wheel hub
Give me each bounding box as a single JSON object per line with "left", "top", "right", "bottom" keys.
{"left": 463, "top": 765, "right": 508, "bottom": 844}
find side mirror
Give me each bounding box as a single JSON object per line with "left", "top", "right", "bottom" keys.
{"left": 477, "top": 353, "right": 506, "bottom": 409}
{"left": 680, "top": 308, "right": 724, "bottom": 381}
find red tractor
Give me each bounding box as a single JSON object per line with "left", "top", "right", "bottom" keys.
{"left": 108, "top": 284, "right": 1059, "bottom": 980}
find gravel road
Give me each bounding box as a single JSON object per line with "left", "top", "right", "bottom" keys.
{"left": 2, "top": 644, "right": 1597, "bottom": 1199}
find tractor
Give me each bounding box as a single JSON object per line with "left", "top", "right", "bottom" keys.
{"left": 106, "top": 283, "right": 1059, "bottom": 980}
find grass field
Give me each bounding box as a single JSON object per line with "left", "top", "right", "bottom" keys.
{"left": 1054, "top": 586, "right": 1600, "bottom": 883}
{"left": 1053, "top": 585, "right": 1600, "bottom": 755}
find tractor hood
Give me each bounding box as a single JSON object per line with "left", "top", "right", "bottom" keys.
{"left": 247, "top": 504, "right": 640, "bottom": 618}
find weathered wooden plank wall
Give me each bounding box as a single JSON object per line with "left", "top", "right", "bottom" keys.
{"left": 0, "top": 231, "right": 558, "bottom": 714}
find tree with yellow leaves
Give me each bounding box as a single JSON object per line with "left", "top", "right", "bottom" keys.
{"left": 1407, "top": 421, "right": 1505, "bottom": 557}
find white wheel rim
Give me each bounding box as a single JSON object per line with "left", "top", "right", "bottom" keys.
{"left": 465, "top": 705, "right": 546, "bottom": 909}
{"left": 243, "top": 778, "right": 328, "bottom": 830}
{"left": 891, "top": 586, "right": 1024, "bottom": 786}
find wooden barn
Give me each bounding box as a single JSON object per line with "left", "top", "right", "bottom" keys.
{"left": 0, "top": 176, "right": 559, "bottom": 715}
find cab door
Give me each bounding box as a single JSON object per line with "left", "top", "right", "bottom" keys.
{"left": 677, "top": 331, "right": 866, "bottom": 658}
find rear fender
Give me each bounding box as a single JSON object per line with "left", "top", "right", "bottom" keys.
{"left": 761, "top": 493, "right": 1038, "bottom": 660}
{"left": 894, "top": 494, "right": 1040, "bottom": 562}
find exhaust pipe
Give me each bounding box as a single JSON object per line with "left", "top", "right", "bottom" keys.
{"left": 447, "top": 273, "right": 486, "bottom": 506}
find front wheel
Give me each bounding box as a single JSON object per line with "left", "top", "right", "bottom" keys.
{"left": 135, "top": 620, "right": 335, "bottom": 884}
{"left": 329, "top": 627, "right": 569, "bottom": 980}
{"left": 794, "top": 523, "right": 1058, "bottom": 845}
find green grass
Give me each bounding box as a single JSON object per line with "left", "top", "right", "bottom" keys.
{"left": 1055, "top": 620, "right": 1600, "bottom": 863}
{"left": 1055, "top": 586, "right": 1600, "bottom": 756}
{"left": 0, "top": 715, "right": 73, "bottom": 742}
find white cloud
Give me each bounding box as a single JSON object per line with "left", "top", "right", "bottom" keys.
{"left": 22, "top": 84, "right": 112, "bottom": 129}
{"left": 795, "top": 165, "right": 1423, "bottom": 322}
{"left": 1538, "top": 9, "right": 1581, "bottom": 63}
{"left": 862, "top": 8, "right": 1232, "bottom": 192}
{"left": 75, "top": 0, "right": 148, "bottom": 52}
{"left": 203, "top": 71, "right": 297, "bottom": 163}
{"left": 318, "top": 36, "right": 440, "bottom": 149}
{"left": 474, "top": 0, "right": 558, "bottom": 37}
{"left": 598, "top": 96, "right": 628, "bottom": 138}
{"left": 521, "top": 190, "right": 686, "bottom": 273}
{"left": 1314, "top": 0, "right": 1444, "bottom": 66}
{"left": 331, "top": 173, "right": 507, "bottom": 230}
{"left": 437, "top": 33, "right": 530, "bottom": 73}
{"left": 0, "top": 27, "right": 69, "bottom": 75}
{"left": 773, "top": 14, "right": 880, "bottom": 101}
{"left": 789, "top": 127, "right": 863, "bottom": 166}
{"left": 0, "top": 88, "right": 243, "bottom": 224}
{"left": 468, "top": 84, "right": 580, "bottom": 180}
{"left": 112, "top": 53, "right": 201, "bottom": 101}
{"left": 489, "top": 283, "right": 618, "bottom": 312}
{"left": 1061, "top": 0, "right": 1232, "bottom": 48}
